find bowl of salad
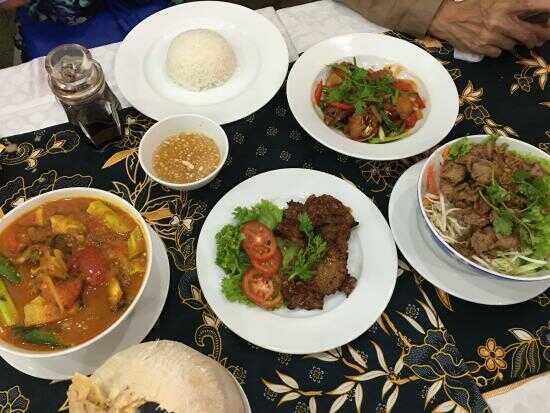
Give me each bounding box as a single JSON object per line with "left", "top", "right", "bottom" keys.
{"left": 418, "top": 135, "right": 550, "bottom": 280}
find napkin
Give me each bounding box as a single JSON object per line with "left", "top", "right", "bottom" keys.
{"left": 257, "top": 7, "right": 299, "bottom": 62}
{"left": 277, "top": 0, "right": 386, "bottom": 53}
{"left": 485, "top": 372, "right": 550, "bottom": 413}
{"left": 453, "top": 49, "right": 484, "bottom": 62}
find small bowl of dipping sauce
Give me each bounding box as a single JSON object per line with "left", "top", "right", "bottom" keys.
{"left": 139, "top": 114, "right": 228, "bottom": 190}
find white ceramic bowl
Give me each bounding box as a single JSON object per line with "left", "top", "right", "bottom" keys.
{"left": 287, "top": 33, "right": 459, "bottom": 160}
{"left": 0, "top": 188, "right": 153, "bottom": 358}
{"left": 418, "top": 135, "right": 550, "bottom": 281}
{"left": 138, "top": 114, "right": 229, "bottom": 190}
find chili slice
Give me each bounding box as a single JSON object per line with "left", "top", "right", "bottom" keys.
{"left": 314, "top": 81, "right": 323, "bottom": 106}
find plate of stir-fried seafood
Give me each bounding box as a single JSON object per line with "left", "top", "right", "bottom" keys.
{"left": 287, "top": 33, "right": 458, "bottom": 160}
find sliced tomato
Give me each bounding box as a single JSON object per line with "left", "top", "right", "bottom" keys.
{"left": 404, "top": 112, "right": 417, "bottom": 129}
{"left": 314, "top": 81, "right": 323, "bottom": 106}
{"left": 414, "top": 94, "right": 426, "bottom": 109}
{"left": 251, "top": 248, "right": 282, "bottom": 274}
{"left": 242, "top": 268, "right": 283, "bottom": 309}
{"left": 75, "top": 246, "right": 107, "bottom": 287}
{"left": 329, "top": 101, "right": 354, "bottom": 111}
{"left": 1, "top": 230, "right": 22, "bottom": 257}
{"left": 394, "top": 79, "right": 416, "bottom": 92}
{"left": 240, "top": 221, "right": 277, "bottom": 261}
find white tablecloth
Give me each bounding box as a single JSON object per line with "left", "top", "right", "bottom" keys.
{"left": 0, "top": 1, "right": 389, "bottom": 137}
{"left": 0, "top": 0, "right": 480, "bottom": 137}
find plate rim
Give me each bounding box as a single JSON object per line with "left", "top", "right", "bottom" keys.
{"left": 114, "top": 1, "right": 289, "bottom": 124}
{"left": 196, "top": 168, "right": 398, "bottom": 354}
{"left": 286, "top": 32, "right": 459, "bottom": 160}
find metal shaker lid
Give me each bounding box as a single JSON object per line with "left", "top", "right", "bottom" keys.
{"left": 45, "top": 44, "right": 105, "bottom": 104}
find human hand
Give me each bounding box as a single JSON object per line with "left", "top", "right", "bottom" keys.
{"left": 0, "top": 0, "right": 28, "bottom": 10}
{"left": 429, "top": 0, "right": 550, "bottom": 58}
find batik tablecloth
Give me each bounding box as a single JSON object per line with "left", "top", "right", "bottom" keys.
{"left": 0, "top": 37, "right": 548, "bottom": 413}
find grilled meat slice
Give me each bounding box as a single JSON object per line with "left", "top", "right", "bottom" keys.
{"left": 282, "top": 280, "right": 324, "bottom": 310}
{"left": 495, "top": 234, "right": 519, "bottom": 251}
{"left": 441, "top": 161, "right": 466, "bottom": 185}
{"left": 311, "top": 249, "right": 348, "bottom": 296}
{"left": 304, "top": 195, "right": 357, "bottom": 228}
{"left": 275, "top": 201, "right": 306, "bottom": 247}
{"left": 277, "top": 194, "right": 358, "bottom": 310}
{"left": 318, "top": 223, "right": 354, "bottom": 254}
{"left": 470, "top": 159, "right": 494, "bottom": 185}
{"left": 470, "top": 227, "right": 497, "bottom": 255}
{"left": 305, "top": 195, "right": 357, "bottom": 297}
{"left": 460, "top": 209, "right": 491, "bottom": 228}
{"left": 339, "top": 275, "right": 357, "bottom": 296}
{"left": 323, "top": 106, "right": 352, "bottom": 127}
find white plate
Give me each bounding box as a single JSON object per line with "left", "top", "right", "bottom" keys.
{"left": 287, "top": 33, "right": 459, "bottom": 160}
{"left": 0, "top": 226, "right": 170, "bottom": 380}
{"left": 197, "top": 168, "right": 397, "bottom": 354}
{"left": 115, "top": 1, "right": 289, "bottom": 124}
{"left": 389, "top": 162, "right": 550, "bottom": 305}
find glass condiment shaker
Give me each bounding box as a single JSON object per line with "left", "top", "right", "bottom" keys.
{"left": 45, "top": 44, "right": 122, "bottom": 147}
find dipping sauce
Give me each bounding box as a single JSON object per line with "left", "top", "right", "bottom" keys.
{"left": 152, "top": 133, "right": 220, "bottom": 184}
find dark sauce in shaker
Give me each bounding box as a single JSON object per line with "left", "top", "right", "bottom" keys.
{"left": 45, "top": 44, "right": 122, "bottom": 148}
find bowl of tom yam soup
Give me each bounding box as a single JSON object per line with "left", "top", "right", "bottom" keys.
{"left": 0, "top": 188, "right": 152, "bottom": 357}
{"left": 138, "top": 114, "right": 229, "bottom": 191}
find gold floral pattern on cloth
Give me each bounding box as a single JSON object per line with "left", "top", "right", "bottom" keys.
{"left": 100, "top": 116, "right": 206, "bottom": 272}
{"left": 510, "top": 50, "right": 549, "bottom": 94}
{"left": 0, "top": 170, "right": 93, "bottom": 218}
{"left": 467, "top": 323, "right": 550, "bottom": 387}
{"left": 179, "top": 285, "right": 248, "bottom": 382}
{"left": 455, "top": 80, "right": 519, "bottom": 137}
{"left": 0, "top": 130, "right": 79, "bottom": 170}
{"left": 1, "top": 33, "right": 548, "bottom": 413}
{"left": 0, "top": 386, "right": 30, "bottom": 413}
{"left": 477, "top": 339, "right": 507, "bottom": 372}
{"left": 178, "top": 261, "right": 487, "bottom": 413}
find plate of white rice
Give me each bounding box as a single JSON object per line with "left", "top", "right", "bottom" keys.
{"left": 115, "top": 1, "right": 289, "bottom": 123}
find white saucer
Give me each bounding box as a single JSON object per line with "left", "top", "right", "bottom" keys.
{"left": 0, "top": 226, "right": 170, "bottom": 380}
{"left": 389, "top": 162, "right": 550, "bottom": 305}
{"left": 115, "top": 1, "right": 289, "bottom": 124}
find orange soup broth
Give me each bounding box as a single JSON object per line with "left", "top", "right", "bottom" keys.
{"left": 0, "top": 198, "right": 146, "bottom": 351}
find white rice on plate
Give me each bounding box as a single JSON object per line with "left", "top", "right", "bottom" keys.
{"left": 166, "top": 29, "right": 237, "bottom": 91}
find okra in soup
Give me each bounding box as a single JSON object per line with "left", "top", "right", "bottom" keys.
{"left": 0, "top": 198, "right": 147, "bottom": 351}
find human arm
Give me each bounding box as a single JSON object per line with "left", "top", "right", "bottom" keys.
{"left": 341, "top": 0, "right": 443, "bottom": 38}
{"left": 0, "top": 0, "right": 28, "bottom": 9}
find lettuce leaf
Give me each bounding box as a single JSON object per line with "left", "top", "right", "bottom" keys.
{"left": 221, "top": 275, "right": 250, "bottom": 304}
{"left": 215, "top": 224, "right": 249, "bottom": 278}
{"left": 233, "top": 200, "right": 283, "bottom": 230}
